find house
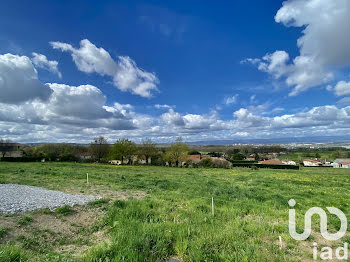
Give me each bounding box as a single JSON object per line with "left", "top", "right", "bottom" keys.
{"left": 78, "top": 152, "right": 92, "bottom": 160}
{"left": 186, "top": 154, "right": 201, "bottom": 161}
{"left": 244, "top": 157, "right": 255, "bottom": 161}
{"left": 109, "top": 160, "right": 122, "bottom": 165}
{"left": 333, "top": 159, "right": 350, "bottom": 168}
{"left": 258, "top": 159, "right": 285, "bottom": 165}
{"left": 303, "top": 159, "right": 321, "bottom": 167}
{"left": 282, "top": 160, "right": 297, "bottom": 165}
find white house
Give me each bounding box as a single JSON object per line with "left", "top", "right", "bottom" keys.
{"left": 109, "top": 160, "right": 122, "bottom": 165}
{"left": 282, "top": 160, "right": 296, "bottom": 165}
{"left": 333, "top": 159, "right": 350, "bottom": 168}
{"left": 303, "top": 159, "right": 321, "bottom": 167}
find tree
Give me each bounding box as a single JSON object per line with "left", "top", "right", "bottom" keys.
{"left": 315, "top": 152, "right": 321, "bottom": 159}
{"left": 110, "top": 138, "right": 137, "bottom": 164}
{"left": 164, "top": 137, "right": 189, "bottom": 166}
{"left": 90, "top": 136, "right": 109, "bottom": 162}
{"left": 188, "top": 150, "right": 201, "bottom": 155}
{"left": 230, "top": 153, "right": 245, "bottom": 161}
{"left": 0, "top": 139, "right": 15, "bottom": 160}
{"left": 332, "top": 150, "right": 341, "bottom": 160}
{"left": 138, "top": 139, "right": 158, "bottom": 165}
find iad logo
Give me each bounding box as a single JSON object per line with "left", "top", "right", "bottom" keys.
{"left": 288, "top": 199, "right": 348, "bottom": 260}
{"left": 288, "top": 199, "right": 347, "bottom": 241}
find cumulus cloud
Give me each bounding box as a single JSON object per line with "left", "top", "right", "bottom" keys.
{"left": 160, "top": 109, "right": 185, "bottom": 126}
{"left": 0, "top": 82, "right": 136, "bottom": 131}
{"left": 275, "top": 0, "right": 350, "bottom": 67}
{"left": 0, "top": 53, "right": 52, "bottom": 104}
{"left": 334, "top": 81, "right": 350, "bottom": 97}
{"left": 50, "top": 39, "right": 159, "bottom": 97}
{"left": 243, "top": 0, "right": 350, "bottom": 95}
{"left": 46, "top": 84, "right": 112, "bottom": 120}
{"left": 244, "top": 51, "right": 333, "bottom": 96}
{"left": 31, "top": 53, "right": 62, "bottom": 78}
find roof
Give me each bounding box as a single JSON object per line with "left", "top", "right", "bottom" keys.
{"left": 186, "top": 155, "right": 201, "bottom": 161}
{"left": 303, "top": 159, "right": 321, "bottom": 163}
{"left": 335, "top": 159, "right": 350, "bottom": 165}
{"left": 244, "top": 158, "right": 255, "bottom": 161}
{"left": 258, "top": 159, "right": 284, "bottom": 165}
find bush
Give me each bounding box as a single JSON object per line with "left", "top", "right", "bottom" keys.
{"left": 211, "top": 159, "right": 232, "bottom": 169}
{"left": 251, "top": 165, "right": 258, "bottom": 170}
{"left": 198, "top": 158, "right": 212, "bottom": 168}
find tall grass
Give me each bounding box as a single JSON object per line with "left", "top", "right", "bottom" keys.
{"left": 1, "top": 162, "right": 350, "bottom": 261}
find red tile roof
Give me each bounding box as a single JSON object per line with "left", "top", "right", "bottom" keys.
{"left": 258, "top": 159, "right": 284, "bottom": 165}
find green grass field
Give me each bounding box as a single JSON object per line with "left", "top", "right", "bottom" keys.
{"left": 1, "top": 162, "right": 350, "bottom": 261}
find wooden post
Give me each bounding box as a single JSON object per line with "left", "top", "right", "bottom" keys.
{"left": 279, "top": 236, "right": 282, "bottom": 250}
{"left": 212, "top": 197, "right": 214, "bottom": 216}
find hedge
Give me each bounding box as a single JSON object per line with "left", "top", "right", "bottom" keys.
{"left": 0, "top": 157, "right": 42, "bottom": 162}
{"left": 231, "top": 163, "right": 299, "bottom": 170}
{"left": 230, "top": 160, "right": 258, "bottom": 164}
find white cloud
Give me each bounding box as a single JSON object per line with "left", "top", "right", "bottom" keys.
{"left": 244, "top": 51, "right": 333, "bottom": 96}
{"left": 46, "top": 83, "right": 112, "bottom": 120}
{"left": 154, "top": 104, "right": 173, "bottom": 109}
{"left": 0, "top": 53, "right": 52, "bottom": 104}
{"left": 334, "top": 81, "right": 350, "bottom": 97}
{"left": 243, "top": 0, "right": 350, "bottom": 95}
{"left": 160, "top": 109, "right": 185, "bottom": 126}
{"left": 257, "top": 51, "right": 291, "bottom": 79}
{"left": 50, "top": 39, "right": 159, "bottom": 97}
{"left": 275, "top": 0, "right": 350, "bottom": 67}
{"left": 113, "top": 56, "right": 159, "bottom": 98}
{"left": 225, "top": 94, "right": 239, "bottom": 105}
{"left": 31, "top": 53, "right": 62, "bottom": 78}
{"left": 337, "top": 97, "right": 350, "bottom": 105}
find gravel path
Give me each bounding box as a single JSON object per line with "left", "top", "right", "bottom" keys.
{"left": 0, "top": 184, "right": 100, "bottom": 213}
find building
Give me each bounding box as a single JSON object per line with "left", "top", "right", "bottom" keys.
{"left": 303, "top": 159, "right": 321, "bottom": 167}
{"left": 109, "top": 160, "right": 122, "bottom": 165}
{"left": 333, "top": 159, "right": 350, "bottom": 168}
{"left": 282, "top": 160, "right": 297, "bottom": 165}
{"left": 258, "top": 159, "right": 285, "bottom": 165}
{"left": 186, "top": 154, "right": 201, "bottom": 161}
{"left": 78, "top": 152, "right": 92, "bottom": 160}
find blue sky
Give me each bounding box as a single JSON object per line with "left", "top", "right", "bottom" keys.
{"left": 1, "top": 0, "right": 350, "bottom": 143}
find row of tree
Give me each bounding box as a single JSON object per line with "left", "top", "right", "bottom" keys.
{"left": 90, "top": 137, "right": 190, "bottom": 165}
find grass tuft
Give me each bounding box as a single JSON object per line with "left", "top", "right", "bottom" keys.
{"left": 54, "top": 205, "right": 73, "bottom": 216}
{"left": 17, "top": 216, "right": 33, "bottom": 226}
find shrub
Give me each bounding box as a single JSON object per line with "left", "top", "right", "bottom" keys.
{"left": 211, "top": 159, "right": 232, "bottom": 169}
{"left": 185, "top": 160, "right": 199, "bottom": 168}
{"left": 198, "top": 158, "right": 212, "bottom": 168}
{"left": 251, "top": 165, "right": 258, "bottom": 170}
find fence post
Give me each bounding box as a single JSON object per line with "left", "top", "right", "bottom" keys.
{"left": 212, "top": 197, "right": 214, "bottom": 216}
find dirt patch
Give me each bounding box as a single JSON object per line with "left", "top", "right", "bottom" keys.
{"left": 0, "top": 205, "right": 108, "bottom": 258}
